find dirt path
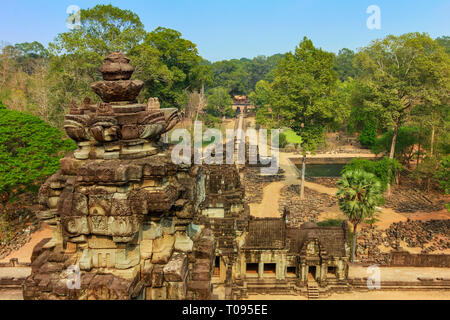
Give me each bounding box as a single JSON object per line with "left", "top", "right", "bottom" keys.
{"left": 249, "top": 182, "right": 284, "bottom": 218}
{"left": 250, "top": 152, "right": 299, "bottom": 218}
{"left": 0, "top": 223, "right": 52, "bottom": 264}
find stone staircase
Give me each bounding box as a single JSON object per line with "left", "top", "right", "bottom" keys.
{"left": 0, "top": 265, "right": 30, "bottom": 291}
{"left": 307, "top": 280, "right": 319, "bottom": 300}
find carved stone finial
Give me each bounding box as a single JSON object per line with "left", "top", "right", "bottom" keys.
{"left": 99, "top": 52, "right": 135, "bottom": 81}
{"left": 147, "top": 97, "right": 161, "bottom": 110}
{"left": 91, "top": 52, "right": 143, "bottom": 103}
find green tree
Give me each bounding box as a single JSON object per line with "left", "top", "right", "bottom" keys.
{"left": 411, "top": 156, "right": 441, "bottom": 191}
{"left": 50, "top": 4, "right": 146, "bottom": 57}
{"left": 246, "top": 54, "right": 285, "bottom": 90}
{"left": 211, "top": 59, "right": 249, "bottom": 95}
{"left": 4, "top": 41, "right": 49, "bottom": 75}
{"left": 337, "top": 170, "right": 384, "bottom": 262}
{"left": 271, "top": 37, "right": 342, "bottom": 199}
{"left": 358, "top": 119, "right": 377, "bottom": 148}
{"left": 255, "top": 106, "right": 277, "bottom": 129}
{"left": 334, "top": 48, "right": 358, "bottom": 81}
{"left": 205, "top": 87, "right": 233, "bottom": 118}
{"left": 354, "top": 33, "right": 450, "bottom": 194}
{"left": 0, "top": 108, "right": 76, "bottom": 200}
{"left": 436, "top": 36, "right": 450, "bottom": 54}
{"left": 133, "top": 27, "right": 212, "bottom": 110}
{"left": 249, "top": 80, "right": 273, "bottom": 107}
{"left": 372, "top": 126, "right": 421, "bottom": 166}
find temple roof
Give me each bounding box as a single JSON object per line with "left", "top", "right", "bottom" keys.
{"left": 243, "top": 218, "right": 347, "bottom": 257}
{"left": 244, "top": 218, "right": 286, "bottom": 250}
{"left": 286, "top": 226, "right": 347, "bottom": 257}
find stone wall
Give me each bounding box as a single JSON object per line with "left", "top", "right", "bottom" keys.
{"left": 390, "top": 251, "right": 450, "bottom": 268}
{"left": 23, "top": 151, "right": 217, "bottom": 300}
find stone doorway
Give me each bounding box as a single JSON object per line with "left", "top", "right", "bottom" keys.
{"left": 308, "top": 266, "right": 317, "bottom": 281}
{"left": 214, "top": 256, "right": 220, "bottom": 277}
{"left": 328, "top": 266, "right": 337, "bottom": 278}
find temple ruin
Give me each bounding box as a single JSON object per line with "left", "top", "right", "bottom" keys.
{"left": 23, "top": 53, "right": 350, "bottom": 300}
{"left": 23, "top": 52, "right": 216, "bottom": 300}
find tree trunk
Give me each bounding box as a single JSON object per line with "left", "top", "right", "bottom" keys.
{"left": 430, "top": 125, "right": 435, "bottom": 158}
{"left": 352, "top": 224, "right": 358, "bottom": 263}
{"left": 417, "top": 123, "right": 422, "bottom": 168}
{"left": 387, "top": 119, "right": 400, "bottom": 196}
{"left": 300, "top": 154, "right": 306, "bottom": 199}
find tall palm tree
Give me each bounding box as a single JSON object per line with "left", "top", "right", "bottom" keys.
{"left": 337, "top": 169, "right": 384, "bottom": 262}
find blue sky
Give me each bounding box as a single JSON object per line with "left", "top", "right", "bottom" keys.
{"left": 1, "top": 0, "right": 449, "bottom": 61}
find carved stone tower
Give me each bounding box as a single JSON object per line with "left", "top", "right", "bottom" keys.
{"left": 23, "top": 53, "right": 216, "bottom": 300}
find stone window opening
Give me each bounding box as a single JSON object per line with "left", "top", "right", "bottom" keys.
{"left": 263, "top": 263, "right": 276, "bottom": 276}
{"left": 286, "top": 266, "right": 297, "bottom": 277}
{"left": 246, "top": 263, "right": 259, "bottom": 277}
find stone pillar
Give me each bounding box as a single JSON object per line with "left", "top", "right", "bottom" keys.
{"left": 321, "top": 262, "right": 327, "bottom": 283}
{"left": 277, "top": 254, "right": 286, "bottom": 280}
{"left": 337, "top": 260, "right": 345, "bottom": 281}
{"left": 301, "top": 264, "right": 307, "bottom": 283}
{"left": 220, "top": 258, "right": 227, "bottom": 283}
{"left": 240, "top": 254, "right": 246, "bottom": 279}
{"left": 258, "top": 262, "right": 264, "bottom": 279}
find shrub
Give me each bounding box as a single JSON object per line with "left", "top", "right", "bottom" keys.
{"left": 342, "top": 157, "right": 402, "bottom": 191}
{"left": 0, "top": 108, "right": 77, "bottom": 197}
{"left": 198, "top": 113, "right": 221, "bottom": 127}
{"left": 358, "top": 120, "right": 377, "bottom": 148}
{"left": 435, "top": 156, "right": 450, "bottom": 194}
{"left": 223, "top": 106, "right": 236, "bottom": 118}
{"left": 279, "top": 133, "right": 288, "bottom": 148}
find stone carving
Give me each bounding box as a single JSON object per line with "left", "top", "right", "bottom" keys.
{"left": 63, "top": 52, "right": 180, "bottom": 159}
{"left": 24, "top": 53, "right": 215, "bottom": 301}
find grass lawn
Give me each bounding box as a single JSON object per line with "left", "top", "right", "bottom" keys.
{"left": 283, "top": 129, "right": 303, "bottom": 144}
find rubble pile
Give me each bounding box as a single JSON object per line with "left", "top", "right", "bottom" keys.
{"left": 279, "top": 185, "right": 336, "bottom": 228}
{"left": 386, "top": 220, "right": 450, "bottom": 253}
{"left": 0, "top": 194, "right": 40, "bottom": 260}
{"left": 242, "top": 168, "right": 284, "bottom": 204}
{"left": 385, "top": 186, "right": 445, "bottom": 213}
{"left": 356, "top": 228, "right": 391, "bottom": 265}
{"left": 0, "top": 224, "right": 38, "bottom": 260}
{"left": 356, "top": 219, "right": 450, "bottom": 264}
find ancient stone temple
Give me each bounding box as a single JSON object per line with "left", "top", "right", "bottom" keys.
{"left": 232, "top": 219, "right": 350, "bottom": 299}
{"left": 23, "top": 53, "right": 216, "bottom": 300}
